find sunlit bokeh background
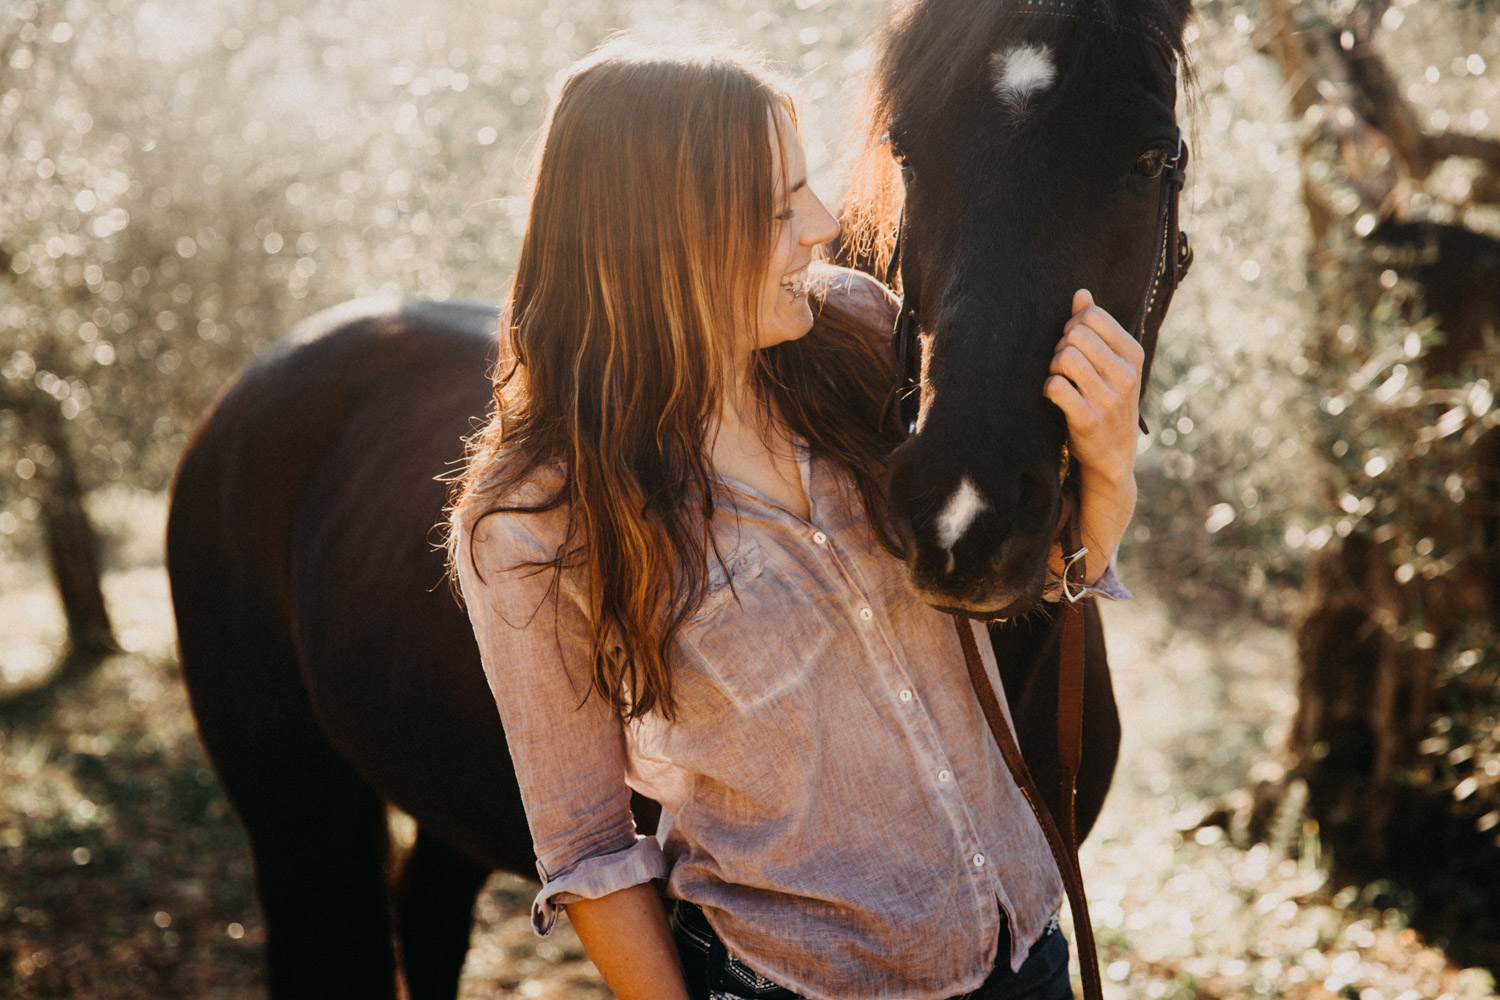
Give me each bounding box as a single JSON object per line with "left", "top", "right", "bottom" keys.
{"left": 2, "top": 0, "right": 1498, "bottom": 997}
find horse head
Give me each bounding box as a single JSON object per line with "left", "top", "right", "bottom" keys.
{"left": 849, "top": 0, "right": 1195, "bottom": 617}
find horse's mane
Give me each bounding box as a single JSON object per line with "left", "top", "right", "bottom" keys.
{"left": 841, "top": 0, "right": 1194, "bottom": 282}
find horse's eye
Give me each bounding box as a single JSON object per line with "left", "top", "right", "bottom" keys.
{"left": 887, "top": 134, "right": 912, "bottom": 173}
{"left": 1134, "top": 149, "right": 1168, "bottom": 179}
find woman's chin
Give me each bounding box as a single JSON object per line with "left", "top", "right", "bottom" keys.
{"left": 758, "top": 308, "right": 815, "bottom": 350}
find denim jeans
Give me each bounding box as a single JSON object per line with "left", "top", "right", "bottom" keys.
{"left": 670, "top": 900, "right": 1075, "bottom": 1000}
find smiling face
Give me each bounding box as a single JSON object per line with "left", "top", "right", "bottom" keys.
{"left": 752, "top": 107, "right": 840, "bottom": 354}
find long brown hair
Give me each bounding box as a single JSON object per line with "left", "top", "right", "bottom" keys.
{"left": 448, "top": 39, "right": 901, "bottom": 720}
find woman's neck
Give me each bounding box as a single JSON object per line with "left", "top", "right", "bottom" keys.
{"left": 709, "top": 364, "right": 810, "bottom": 520}
{"left": 719, "top": 360, "right": 766, "bottom": 431}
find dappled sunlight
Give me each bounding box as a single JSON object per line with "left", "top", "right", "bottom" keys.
{"left": 0, "top": 581, "right": 63, "bottom": 690}
{"left": 4, "top": 0, "right": 1500, "bottom": 995}
{"left": 0, "top": 619, "right": 261, "bottom": 997}
{"left": 101, "top": 568, "right": 174, "bottom": 659}
{"left": 1083, "top": 598, "right": 1495, "bottom": 999}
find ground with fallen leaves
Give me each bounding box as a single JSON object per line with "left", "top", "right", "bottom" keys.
{"left": 0, "top": 494, "right": 1494, "bottom": 999}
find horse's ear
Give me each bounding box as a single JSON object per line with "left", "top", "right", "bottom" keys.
{"left": 1165, "top": 0, "right": 1196, "bottom": 36}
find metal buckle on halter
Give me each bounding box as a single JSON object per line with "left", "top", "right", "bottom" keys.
{"left": 1061, "top": 545, "right": 1091, "bottom": 602}
{"left": 1176, "top": 229, "right": 1194, "bottom": 277}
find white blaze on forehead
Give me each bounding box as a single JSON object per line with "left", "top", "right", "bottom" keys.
{"left": 936, "top": 477, "right": 991, "bottom": 551}
{"left": 989, "top": 43, "right": 1056, "bottom": 110}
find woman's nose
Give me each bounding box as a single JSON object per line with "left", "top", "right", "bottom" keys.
{"left": 803, "top": 195, "right": 841, "bottom": 247}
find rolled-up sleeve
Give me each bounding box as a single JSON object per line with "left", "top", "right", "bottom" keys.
{"left": 454, "top": 507, "right": 669, "bottom": 935}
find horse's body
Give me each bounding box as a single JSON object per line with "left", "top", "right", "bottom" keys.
{"left": 168, "top": 296, "right": 1114, "bottom": 999}
{"left": 168, "top": 3, "right": 1192, "bottom": 997}
{"left": 169, "top": 301, "right": 526, "bottom": 997}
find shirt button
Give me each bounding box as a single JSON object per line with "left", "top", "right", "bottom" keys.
{"left": 898, "top": 689, "right": 913, "bottom": 703}
{"left": 938, "top": 769, "right": 951, "bottom": 783}
{"left": 858, "top": 607, "right": 873, "bottom": 621}
{"left": 972, "top": 853, "right": 986, "bottom": 868}
{"left": 812, "top": 530, "right": 828, "bottom": 545}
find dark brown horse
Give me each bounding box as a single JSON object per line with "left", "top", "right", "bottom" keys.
{"left": 167, "top": 3, "right": 1194, "bottom": 997}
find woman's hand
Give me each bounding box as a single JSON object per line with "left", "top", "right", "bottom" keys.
{"left": 1042, "top": 289, "right": 1143, "bottom": 585}
{"left": 1043, "top": 289, "right": 1144, "bottom": 483}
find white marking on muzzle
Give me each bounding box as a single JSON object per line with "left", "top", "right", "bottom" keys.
{"left": 936, "top": 477, "right": 991, "bottom": 553}
{"left": 989, "top": 43, "right": 1056, "bottom": 112}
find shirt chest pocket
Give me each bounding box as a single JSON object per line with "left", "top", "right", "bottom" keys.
{"left": 679, "top": 540, "right": 826, "bottom": 709}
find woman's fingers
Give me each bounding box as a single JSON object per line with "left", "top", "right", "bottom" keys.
{"left": 1052, "top": 291, "right": 1142, "bottom": 398}
{"left": 1049, "top": 290, "right": 1141, "bottom": 480}
{"left": 1050, "top": 339, "right": 1125, "bottom": 398}
{"left": 1056, "top": 322, "right": 1142, "bottom": 393}
{"left": 1043, "top": 373, "right": 1099, "bottom": 431}
{"left": 1062, "top": 289, "right": 1145, "bottom": 379}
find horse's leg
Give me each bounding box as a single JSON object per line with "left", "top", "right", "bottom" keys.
{"left": 1074, "top": 602, "right": 1120, "bottom": 837}
{"left": 395, "top": 828, "right": 492, "bottom": 1000}
{"left": 189, "top": 631, "right": 400, "bottom": 999}
{"left": 175, "top": 587, "right": 401, "bottom": 1000}
{"left": 249, "top": 771, "right": 398, "bottom": 1000}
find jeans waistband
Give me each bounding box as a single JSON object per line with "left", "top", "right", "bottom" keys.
{"left": 670, "top": 899, "right": 1063, "bottom": 1000}
{"left": 671, "top": 899, "right": 800, "bottom": 999}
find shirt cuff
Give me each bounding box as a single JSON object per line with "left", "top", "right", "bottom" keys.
{"left": 531, "top": 836, "right": 671, "bottom": 935}
{"left": 1041, "top": 553, "right": 1133, "bottom": 603}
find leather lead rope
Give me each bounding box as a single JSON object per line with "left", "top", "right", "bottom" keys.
{"left": 902, "top": 70, "right": 1189, "bottom": 1000}
{"left": 952, "top": 506, "right": 1100, "bottom": 1000}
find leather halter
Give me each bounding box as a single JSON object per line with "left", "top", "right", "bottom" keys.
{"left": 1128, "top": 133, "right": 1194, "bottom": 409}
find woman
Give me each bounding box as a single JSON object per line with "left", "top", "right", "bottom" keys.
{"left": 448, "top": 39, "right": 1142, "bottom": 1000}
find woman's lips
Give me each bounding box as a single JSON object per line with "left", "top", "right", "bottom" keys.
{"left": 779, "top": 263, "right": 810, "bottom": 298}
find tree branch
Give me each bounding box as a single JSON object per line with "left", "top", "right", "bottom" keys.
{"left": 1425, "top": 131, "right": 1500, "bottom": 171}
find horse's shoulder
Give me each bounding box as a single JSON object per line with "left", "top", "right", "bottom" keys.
{"left": 816, "top": 263, "right": 900, "bottom": 328}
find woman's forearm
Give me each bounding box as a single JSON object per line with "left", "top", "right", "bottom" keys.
{"left": 1075, "top": 462, "right": 1136, "bottom": 585}
{"left": 564, "top": 882, "right": 691, "bottom": 1000}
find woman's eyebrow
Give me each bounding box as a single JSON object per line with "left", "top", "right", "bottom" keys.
{"left": 779, "top": 177, "right": 808, "bottom": 200}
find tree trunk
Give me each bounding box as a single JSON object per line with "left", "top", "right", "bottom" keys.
{"left": 0, "top": 387, "right": 117, "bottom": 722}
{"left": 1283, "top": 532, "right": 1434, "bottom": 868}
{"left": 1237, "top": 2, "right": 1500, "bottom": 967}
{"left": 29, "top": 388, "right": 117, "bottom": 658}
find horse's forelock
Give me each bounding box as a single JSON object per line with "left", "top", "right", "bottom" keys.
{"left": 839, "top": 0, "right": 1194, "bottom": 277}
{"left": 876, "top": 0, "right": 1190, "bottom": 135}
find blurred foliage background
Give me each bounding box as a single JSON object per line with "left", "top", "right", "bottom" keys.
{"left": 2, "top": 0, "right": 1499, "bottom": 997}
